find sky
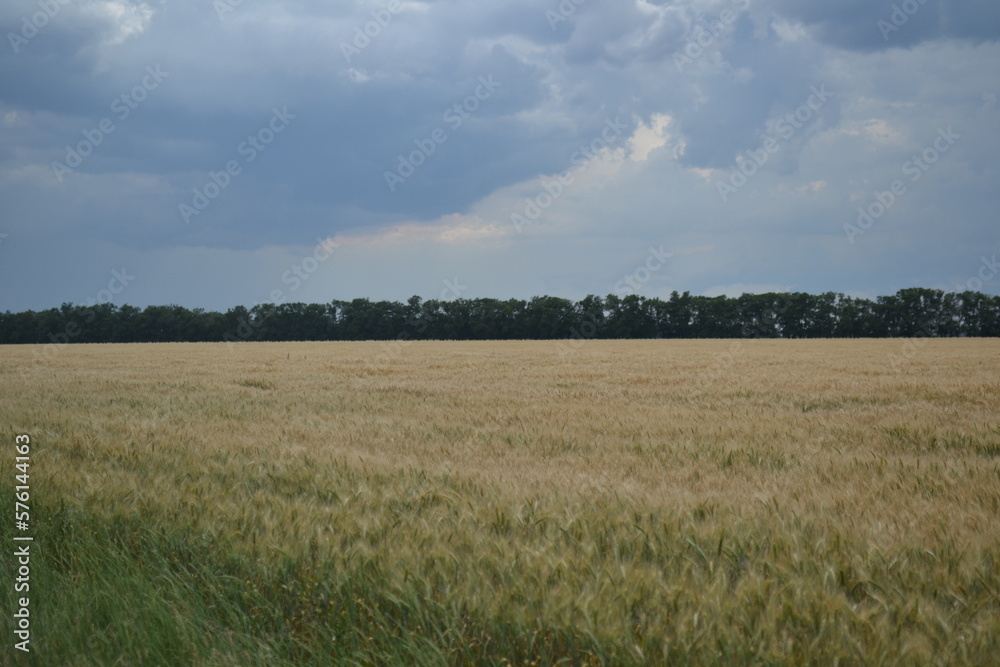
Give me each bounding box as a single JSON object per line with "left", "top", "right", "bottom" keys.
{"left": 1, "top": 0, "right": 998, "bottom": 312}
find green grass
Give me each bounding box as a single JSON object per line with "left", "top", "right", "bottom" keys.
{"left": 5, "top": 486, "right": 1000, "bottom": 666}
{"left": 2, "top": 500, "right": 618, "bottom": 666}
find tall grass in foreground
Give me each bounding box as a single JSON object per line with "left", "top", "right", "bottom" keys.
{"left": 2, "top": 340, "right": 999, "bottom": 664}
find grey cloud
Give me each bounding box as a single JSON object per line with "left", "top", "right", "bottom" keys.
{"left": 1, "top": 0, "right": 998, "bottom": 311}
{"left": 764, "top": 0, "right": 1000, "bottom": 51}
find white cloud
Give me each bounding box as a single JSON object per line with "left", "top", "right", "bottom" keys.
{"left": 628, "top": 113, "right": 674, "bottom": 162}
{"left": 83, "top": 0, "right": 156, "bottom": 70}
{"left": 333, "top": 215, "right": 512, "bottom": 248}
{"left": 840, "top": 119, "right": 906, "bottom": 146}
{"left": 771, "top": 19, "right": 809, "bottom": 45}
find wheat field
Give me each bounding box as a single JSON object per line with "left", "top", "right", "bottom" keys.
{"left": 2, "top": 339, "right": 999, "bottom": 665}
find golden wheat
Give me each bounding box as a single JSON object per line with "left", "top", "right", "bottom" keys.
{"left": 3, "top": 339, "right": 999, "bottom": 663}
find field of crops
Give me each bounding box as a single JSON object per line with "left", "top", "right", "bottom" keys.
{"left": 2, "top": 339, "right": 999, "bottom": 665}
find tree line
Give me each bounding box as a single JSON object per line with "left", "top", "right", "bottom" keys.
{"left": 1, "top": 288, "right": 999, "bottom": 345}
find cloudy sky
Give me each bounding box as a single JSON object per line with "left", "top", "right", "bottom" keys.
{"left": 1, "top": 0, "right": 998, "bottom": 311}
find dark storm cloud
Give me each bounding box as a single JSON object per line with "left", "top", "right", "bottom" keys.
{"left": 0, "top": 0, "right": 997, "bottom": 310}
{"left": 765, "top": 0, "right": 1000, "bottom": 51}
